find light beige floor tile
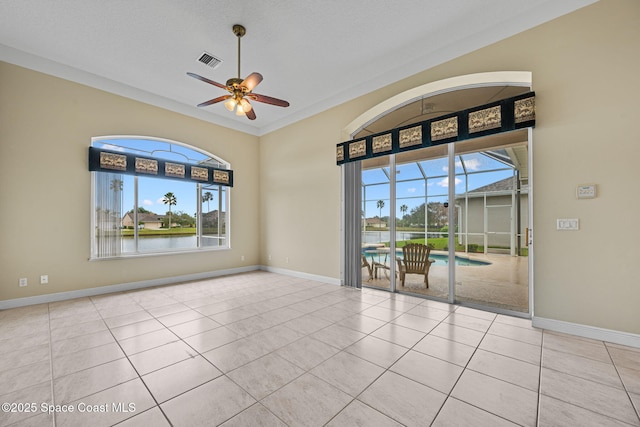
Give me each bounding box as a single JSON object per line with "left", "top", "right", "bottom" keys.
{"left": 157, "top": 309, "right": 204, "bottom": 327}
{"left": 142, "top": 355, "right": 222, "bottom": 403}
{"left": 118, "top": 328, "right": 180, "bottom": 355}
{"left": 54, "top": 358, "right": 137, "bottom": 404}
{"left": 202, "top": 336, "right": 271, "bottom": 372}
{"left": 455, "top": 306, "right": 498, "bottom": 321}
{"left": 538, "top": 394, "right": 634, "bottom": 427}
{"left": 115, "top": 407, "right": 171, "bottom": 427}
{"left": 55, "top": 379, "right": 155, "bottom": 427}
{"left": 0, "top": 344, "right": 50, "bottom": 371}
{"left": 49, "top": 309, "right": 103, "bottom": 330}
{"left": 344, "top": 335, "right": 408, "bottom": 369}
{"left": 391, "top": 313, "right": 440, "bottom": 333}
{"left": 359, "top": 371, "right": 447, "bottom": 426}
{"left": 542, "top": 332, "right": 611, "bottom": 363}
{"left": 280, "top": 314, "right": 332, "bottom": 335}
{"left": 103, "top": 310, "right": 154, "bottom": 329}
{"left": 262, "top": 373, "right": 352, "bottom": 427}
{"left": 226, "top": 314, "right": 275, "bottom": 337}
{"left": 467, "top": 349, "right": 539, "bottom": 391}
{"left": 8, "top": 411, "right": 53, "bottom": 427}
{"left": 406, "top": 304, "right": 450, "bottom": 321}
{"left": 0, "top": 331, "right": 49, "bottom": 355}
{"left": 51, "top": 329, "right": 115, "bottom": 357}
{"left": 227, "top": 353, "right": 305, "bottom": 400}
{"left": 340, "top": 313, "right": 387, "bottom": 334}
{"left": 183, "top": 325, "right": 241, "bottom": 353}
{"left": 0, "top": 383, "right": 52, "bottom": 426}
{"left": 479, "top": 334, "right": 541, "bottom": 365}
{"left": 375, "top": 299, "right": 418, "bottom": 313}
{"left": 129, "top": 341, "right": 198, "bottom": 375}
{"left": 630, "top": 392, "right": 640, "bottom": 417}
{"left": 618, "top": 366, "right": 640, "bottom": 394}
{"left": 275, "top": 336, "right": 341, "bottom": 371}
{"left": 444, "top": 312, "right": 493, "bottom": 332}
{"left": 361, "top": 305, "right": 403, "bottom": 322}
{"left": 429, "top": 322, "right": 485, "bottom": 347}
{"left": 0, "top": 360, "right": 50, "bottom": 395}
{"left": 494, "top": 313, "right": 534, "bottom": 328}
{"left": 161, "top": 376, "right": 256, "bottom": 426}
{"left": 209, "top": 307, "right": 261, "bottom": 325}
{"left": 110, "top": 318, "right": 166, "bottom": 340}
{"left": 146, "top": 302, "right": 190, "bottom": 318}
{"left": 540, "top": 367, "right": 639, "bottom": 425}
{"left": 370, "top": 323, "right": 425, "bottom": 348}
{"left": 251, "top": 325, "right": 304, "bottom": 353}
{"left": 49, "top": 319, "right": 108, "bottom": 342}
{"left": 542, "top": 347, "right": 623, "bottom": 389}
{"left": 168, "top": 316, "right": 220, "bottom": 338}
{"left": 219, "top": 403, "right": 287, "bottom": 427}
{"left": 451, "top": 370, "right": 538, "bottom": 427}
{"left": 311, "top": 324, "right": 366, "bottom": 350}
{"left": 609, "top": 346, "right": 640, "bottom": 371}
{"left": 391, "top": 350, "right": 463, "bottom": 394}
{"left": 413, "top": 334, "right": 476, "bottom": 367}
{"left": 326, "top": 399, "right": 402, "bottom": 427}
{"left": 488, "top": 321, "right": 542, "bottom": 346}
{"left": 311, "top": 351, "right": 384, "bottom": 397}
{"left": 433, "top": 397, "right": 519, "bottom": 427}
{"left": 52, "top": 342, "right": 125, "bottom": 378}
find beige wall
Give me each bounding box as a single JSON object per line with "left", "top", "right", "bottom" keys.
{"left": 259, "top": 0, "right": 640, "bottom": 334}
{"left": 0, "top": 63, "right": 260, "bottom": 301}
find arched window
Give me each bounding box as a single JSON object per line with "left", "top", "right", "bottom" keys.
{"left": 89, "top": 136, "right": 231, "bottom": 259}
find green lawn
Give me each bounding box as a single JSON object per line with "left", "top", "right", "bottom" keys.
{"left": 121, "top": 227, "right": 196, "bottom": 236}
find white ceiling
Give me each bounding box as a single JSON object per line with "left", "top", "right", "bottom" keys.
{"left": 0, "top": 0, "right": 596, "bottom": 136}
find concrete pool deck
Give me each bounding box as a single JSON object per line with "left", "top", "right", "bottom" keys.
{"left": 364, "top": 252, "right": 529, "bottom": 313}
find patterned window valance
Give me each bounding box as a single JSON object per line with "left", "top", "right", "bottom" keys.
{"left": 337, "top": 92, "right": 535, "bottom": 165}
{"left": 88, "top": 147, "right": 233, "bottom": 186}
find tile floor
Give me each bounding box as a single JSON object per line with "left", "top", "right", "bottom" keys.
{"left": 0, "top": 271, "right": 638, "bottom": 426}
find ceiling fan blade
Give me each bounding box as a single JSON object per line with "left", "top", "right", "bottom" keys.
{"left": 241, "top": 72, "right": 263, "bottom": 91}
{"left": 250, "top": 93, "right": 290, "bottom": 107}
{"left": 187, "top": 72, "right": 227, "bottom": 90}
{"left": 197, "top": 95, "right": 230, "bottom": 107}
{"left": 245, "top": 107, "right": 256, "bottom": 120}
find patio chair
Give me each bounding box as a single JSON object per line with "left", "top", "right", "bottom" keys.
{"left": 396, "top": 243, "right": 434, "bottom": 288}
{"left": 362, "top": 255, "right": 373, "bottom": 281}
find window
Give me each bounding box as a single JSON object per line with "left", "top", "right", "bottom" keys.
{"left": 90, "top": 136, "right": 231, "bottom": 259}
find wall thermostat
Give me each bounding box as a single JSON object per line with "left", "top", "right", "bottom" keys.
{"left": 576, "top": 184, "right": 596, "bottom": 199}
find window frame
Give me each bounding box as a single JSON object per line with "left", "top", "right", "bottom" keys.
{"left": 90, "top": 135, "right": 231, "bottom": 260}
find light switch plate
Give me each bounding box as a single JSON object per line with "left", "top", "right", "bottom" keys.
{"left": 557, "top": 218, "right": 579, "bottom": 230}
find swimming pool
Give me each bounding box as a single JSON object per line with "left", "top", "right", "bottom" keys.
{"left": 363, "top": 248, "right": 491, "bottom": 267}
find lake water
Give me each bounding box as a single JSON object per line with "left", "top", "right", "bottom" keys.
{"left": 122, "top": 235, "right": 221, "bottom": 252}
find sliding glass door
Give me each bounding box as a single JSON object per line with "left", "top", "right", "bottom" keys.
{"left": 358, "top": 139, "right": 529, "bottom": 313}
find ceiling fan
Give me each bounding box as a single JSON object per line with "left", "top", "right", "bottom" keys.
{"left": 187, "top": 24, "right": 289, "bottom": 120}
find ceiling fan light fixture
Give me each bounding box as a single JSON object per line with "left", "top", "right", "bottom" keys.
{"left": 239, "top": 98, "right": 252, "bottom": 112}
{"left": 224, "top": 98, "right": 237, "bottom": 111}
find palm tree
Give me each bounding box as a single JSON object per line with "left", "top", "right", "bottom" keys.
{"left": 376, "top": 200, "right": 385, "bottom": 225}
{"left": 162, "top": 192, "right": 177, "bottom": 229}
{"left": 400, "top": 204, "right": 408, "bottom": 227}
{"left": 202, "top": 191, "right": 213, "bottom": 213}
{"left": 376, "top": 199, "right": 385, "bottom": 242}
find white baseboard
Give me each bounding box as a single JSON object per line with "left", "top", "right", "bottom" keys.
{"left": 0, "top": 265, "right": 260, "bottom": 310}
{"left": 259, "top": 265, "right": 341, "bottom": 286}
{"left": 533, "top": 316, "right": 640, "bottom": 349}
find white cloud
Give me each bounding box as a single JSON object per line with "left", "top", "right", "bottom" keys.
{"left": 437, "top": 177, "right": 462, "bottom": 187}
{"left": 407, "top": 187, "right": 416, "bottom": 193}
{"left": 156, "top": 197, "right": 165, "bottom": 204}
{"left": 142, "top": 199, "right": 154, "bottom": 206}
{"left": 462, "top": 158, "right": 481, "bottom": 171}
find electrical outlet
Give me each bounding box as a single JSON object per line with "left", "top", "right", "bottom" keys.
{"left": 286, "top": 257, "right": 289, "bottom": 263}
{"left": 241, "top": 255, "right": 245, "bottom": 261}
{"left": 268, "top": 254, "right": 272, "bottom": 261}
{"left": 40, "top": 275, "right": 48, "bottom": 284}
{"left": 19, "top": 278, "right": 27, "bottom": 287}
